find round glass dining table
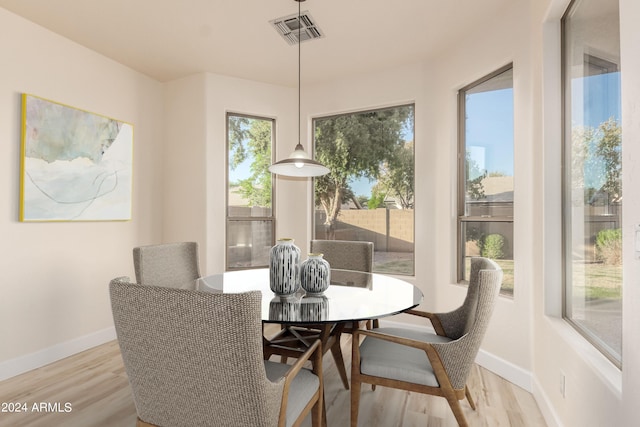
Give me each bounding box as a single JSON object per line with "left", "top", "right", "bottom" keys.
{"left": 196, "top": 268, "right": 423, "bottom": 324}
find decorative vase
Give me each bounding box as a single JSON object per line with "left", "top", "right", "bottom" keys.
{"left": 300, "top": 295, "right": 329, "bottom": 322}
{"left": 269, "top": 295, "right": 301, "bottom": 321}
{"left": 300, "top": 253, "right": 331, "bottom": 295}
{"left": 269, "top": 238, "right": 301, "bottom": 296}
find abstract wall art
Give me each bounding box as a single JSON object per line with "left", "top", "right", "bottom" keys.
{"left": 20, "top": 94, "right": 133, "bottom": 221}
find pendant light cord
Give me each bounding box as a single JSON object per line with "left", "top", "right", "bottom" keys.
{"left": 298, "top": 0, "right": 302, "bottom": 146}
{"left": 268, "top": 0, "right": 328, "bottom": 176}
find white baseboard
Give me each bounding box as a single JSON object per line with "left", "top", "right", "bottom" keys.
{"left": 0, "top": 327, "right": 116, "bottom": 382}
{"left": 475, "top": 348, "right": 533, "bottom": 392}
{"left": 532, "top": 376, "right": 563, "bottom": 427}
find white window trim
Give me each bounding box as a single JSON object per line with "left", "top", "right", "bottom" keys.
{"left": 541, "top": 5, "right": 622, "bottom": 386}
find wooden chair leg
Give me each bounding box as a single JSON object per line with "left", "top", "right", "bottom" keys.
{"left": 447, "top": 397, "right": 469, "bottom": 427}
{"left": 465, "top": 385, "right": 476, "bottom": 410}
{"left": 312, "top": 390, "right": 323, "bottom": 427}
{"left": 350, "top": 378, "right": 361, "bottom": 427}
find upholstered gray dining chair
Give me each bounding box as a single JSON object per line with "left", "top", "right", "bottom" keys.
{"left": 109, "top": 278, "right": 323, "bottom": 427}
{"left": 310, "top": 239, "right": 373, "bottom": 273}
{"left": 350, "top": 257, "right": 503, "bottom": 427}
{"left": 133, "top": 241, "right": 200, "bottom": 288}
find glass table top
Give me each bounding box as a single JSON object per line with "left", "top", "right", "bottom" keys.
{"left": 196, "top": 268, "right": 423, "bottom": 324}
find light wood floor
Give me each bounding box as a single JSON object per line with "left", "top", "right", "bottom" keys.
{"left": 0, "top": 327, "right": 547, "bottom": 427}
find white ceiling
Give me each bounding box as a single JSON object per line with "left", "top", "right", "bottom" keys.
{"left": 0, "top": 0, "right": 516, "bottom": 87}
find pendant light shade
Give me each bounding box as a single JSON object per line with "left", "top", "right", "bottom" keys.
{"left": 268, "top": 0, "right": 329, "bottom": 178}
{"left": 269, "top": 143, "right": 329, "bottom": 177}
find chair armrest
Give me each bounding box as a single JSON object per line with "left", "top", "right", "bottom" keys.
{"left": 404, "top": 308, "right": 432, "bottom": 318}
{"left": 356, "top": 328, "right": 433, "bottom": 351}
{"left": 404, "top": 309, "right": 446, "bottom": 336}
{"left": 278, "top": 339, "right": 323, "bottom": 423}
{"left": 357, "top": 328, "right": 469, "bottom": 352}
{"left": 282, "top": 338, "right": 322, "bottom": 381}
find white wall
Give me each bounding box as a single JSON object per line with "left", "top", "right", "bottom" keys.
{"left": 0, "top": 8, "right": 164, "bottom": 379}
{"left": 162, "top": 72, "right": 303, "bottom": 275}
{"left": 162, "top": 75, "right": 208, "bottom": 260}
{"left": 428, "top": 2, "right": 534, "bottom": 377}
{"left": 202, "top": 73, "right": 298, "bottom": 274}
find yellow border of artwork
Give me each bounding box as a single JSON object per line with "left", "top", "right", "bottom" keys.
{"left": 19, "top": 94, "right": 27, "bottom": 222}
{"left": 19, "top": 93, "right": 134, "bottom": 222}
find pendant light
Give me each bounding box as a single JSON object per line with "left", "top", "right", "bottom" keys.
{"left": 268, "top": 0, "right": 329, "bottom": 177}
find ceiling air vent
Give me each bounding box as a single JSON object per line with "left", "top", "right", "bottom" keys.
{"left": 270, "top": 10, "right": 324, "bottom": 45}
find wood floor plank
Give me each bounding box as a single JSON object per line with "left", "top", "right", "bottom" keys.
{"left": 0, "top": 331, "right": 547, "bottom": 427}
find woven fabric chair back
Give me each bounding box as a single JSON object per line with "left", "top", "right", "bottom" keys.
{"left": 431, "top": 257, "right": 503, "bottom": 389}
{"left": 109, "top": 280, "right": 284, "bottom": 427}
{"left": 133, "top": 242, "right": 200, "bottom": 288}
{"left": 310, "top": 240, "right": 373, "bottom": 273}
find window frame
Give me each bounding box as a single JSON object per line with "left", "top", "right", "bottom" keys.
{"left": 311, "top": 103, "right": 416, "bottom": 276}
{"left": 457, "top": 63, "right": 515, "bottom": 293}
{"left": 225, "top": 112, "right": 276, "bottom": 271}
{"left": 560, "top": 0, "right": 622, "bottom": 368}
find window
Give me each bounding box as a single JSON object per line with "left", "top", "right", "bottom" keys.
{"left": 458, "top": 65, "right": 514, "bottom": 295}
{"left": 226, "top": 113, "right": 275, "bottom": 270}
{"left": 562, "top": 0, "right": 622, "bottom": 365}
{"left": 312, "top": 105, "right": 415, "bottom": 275}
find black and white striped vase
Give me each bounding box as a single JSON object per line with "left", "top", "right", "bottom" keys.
{"left": 269, "top": 238, "right": 301, "bottom": 296}
{"left": 300, "top": 253, "right": 331, "bottom": 295}
{"left": 300, "top": 295, "right": 329, "bottom": 321}
{"left": 269, "top": 296, "right": 301, "bottom": 321}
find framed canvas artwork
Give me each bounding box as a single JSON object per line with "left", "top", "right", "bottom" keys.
{"left": 20, "top": 94, "right": 133, "bottom": 221}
